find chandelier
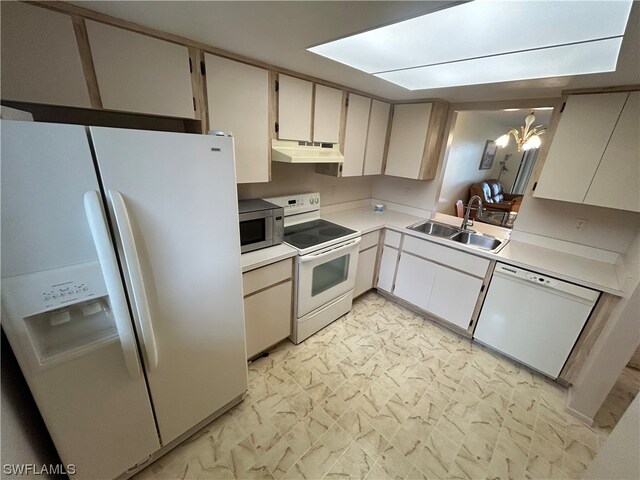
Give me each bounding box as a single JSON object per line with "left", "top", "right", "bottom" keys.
{"left": 496, "top": 110, "right": 546, "bottom": 152}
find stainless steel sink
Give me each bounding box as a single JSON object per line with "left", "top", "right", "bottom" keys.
{"left": 408, "top": 221, "right": 461, "bottom": 238}
{"left": 450, "top": 231, "right": 503, "bottom": 251}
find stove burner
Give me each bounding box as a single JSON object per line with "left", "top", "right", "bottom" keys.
{"left": 319, "top": 227, "right": 346, "bottom": 236}
{"left": 291, "top": 234, "right": 319, "bottom": 245}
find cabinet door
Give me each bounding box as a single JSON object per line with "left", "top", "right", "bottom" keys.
{"left": 244, "top": 280, "right": 292, "bottom": 358}
{"left": 428, "top": 267, "right": 482, "bottom": 330}
{"left": 342, "top": 94, "right": 371, "bottom": 177}
{"left": 278, "top": 75, "right": 312, "bottom": 141}
{"left": 313, "top": 85, "right": 343, "bottom": 143}
{"left": 205, "top": 54, "right": 270, "bottom": 184}
{"left": 584, "top": 92, "right": 640, "bottom": 212}
{"left": 385, "top": 103, "right": 432, "bottom": 179}
{"left": 86, "top": 21, "right": 194, "bottom": 118}
{"left": 1, "top": 2, "right": 91, "bottom": 107}
{"left": 363, "top": 100, "right": 391, "bottom": 175}
{"left": 393, "top": 253, "right": 437, "bottom": 311}
{"left": 534, "top": 93, "right": 628, "bottom": 203}
{"left": 354, "top": 246, "right": 377, "bottom": 297}
{"left": 376, "top": 246, "right": 399, "bottom": 292}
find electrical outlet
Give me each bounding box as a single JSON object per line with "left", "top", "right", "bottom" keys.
{"left": 576, "top": 218, "right": 588, "bottom": 231}
{"left": 330, "top": 185, "right": 336, "bottom": 197}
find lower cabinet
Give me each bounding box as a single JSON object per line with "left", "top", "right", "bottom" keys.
{"left": 377, "top": 229, "right": 489, "bottom": 331}
{"left": 427, "top": 266, "right": 483, "bottom": 329}
{"left": 242, "top": 258, "right": 293, "bottom": 359}
{"left": 376, "top": 245, "right": 398, "bottom": 292}
{"left": 394, "top": 253, "right": 437, "bottom": 311}
{"left": 354, "top": 231, "right": 381, "bottom": 297}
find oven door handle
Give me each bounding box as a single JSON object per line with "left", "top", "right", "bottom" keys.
{"left": 300, "top": 238, "right": 361, "bottom": 263}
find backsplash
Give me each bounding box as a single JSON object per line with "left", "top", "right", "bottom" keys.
{"left": 237, "top": 162, "right": 373, "bottom": 206}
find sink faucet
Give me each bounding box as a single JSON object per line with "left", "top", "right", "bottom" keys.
{"left": 461, "top": 195, "right": 483, "bottom": 231}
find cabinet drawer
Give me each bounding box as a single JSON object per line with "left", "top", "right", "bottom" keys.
{"left": 360, "top": 231, "right": 380, "bottom": 251}
{"left": 243, "top": 258, "right": 293, "bottom": 296}
{"left": 402, "top": 236, "right": 489, "bottom": 278}
{"left": 244, "top": 280, "right": 292, "bottom": 358}
{"left": 384, "top": 230, "right": 402, "bottom": 248}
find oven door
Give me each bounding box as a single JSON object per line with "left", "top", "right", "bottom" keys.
{"left": 239, "top": 211, "right": 273, "bottom": 253}
{"left": 297, "top": 238, "right": 360, "bottom": 317}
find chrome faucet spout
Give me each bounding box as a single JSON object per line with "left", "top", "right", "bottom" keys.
{"left": 462, "top": 195, "right": 483, "bottom": 231}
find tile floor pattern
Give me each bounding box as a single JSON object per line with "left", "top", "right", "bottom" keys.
{"left": 135, "top": 292, "right": 637, "bottom": 480}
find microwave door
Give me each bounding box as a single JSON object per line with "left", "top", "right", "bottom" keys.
{"left": 239, "top": 211, "right": 272, "bottom": 253}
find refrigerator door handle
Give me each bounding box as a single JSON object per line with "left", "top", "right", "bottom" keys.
{"left": 83, "top": 191, "right": 142, "bottom": 378}
{"left": 108, "top": 190, "right": 159, "bottom": 371}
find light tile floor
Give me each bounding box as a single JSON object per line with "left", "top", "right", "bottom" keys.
{"left": 135, "top": 292, "right": 638, "bottom": 480}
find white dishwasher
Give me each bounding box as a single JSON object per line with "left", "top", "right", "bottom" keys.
{"left": 474, "top": 263, "right": 599, "bottom": 378}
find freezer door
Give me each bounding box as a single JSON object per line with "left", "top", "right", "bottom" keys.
{"left": 90, "top": 127, "right": 248, "bottom": 444}
{"left": 0, "top": 121, "right": 160, "bottom": 479}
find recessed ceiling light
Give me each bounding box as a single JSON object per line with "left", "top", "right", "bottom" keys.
{"left": 375, "top": 38, "right": 622, "bottom": 90}
{"left": 308, "top": 0, "right": 632, "bottom": 89}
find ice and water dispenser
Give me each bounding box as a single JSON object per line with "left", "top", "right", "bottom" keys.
{"left": 2, "top": 261, "right": 119, "bottom": 370}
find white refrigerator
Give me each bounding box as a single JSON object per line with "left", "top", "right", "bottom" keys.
{"left": 1, "top": 120, "right": 248, "bottom": 479}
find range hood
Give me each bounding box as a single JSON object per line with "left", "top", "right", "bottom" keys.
{"left": 271, "top": 139, "right": 344, "bottom": 164}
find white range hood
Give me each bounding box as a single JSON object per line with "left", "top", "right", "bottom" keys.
{"left": 271, "top": 139, "right": 343, "bottom": 164}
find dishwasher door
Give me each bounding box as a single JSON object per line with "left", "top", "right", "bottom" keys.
{"left": 474, "top": 263, "right": 599, "bottom": 378}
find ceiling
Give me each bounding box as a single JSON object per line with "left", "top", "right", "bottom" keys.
{"left": 71, "top": 1, "right": 640, "bottom": 103}
{"left": 469, "top": 109, "right": 553, "bottom": 130}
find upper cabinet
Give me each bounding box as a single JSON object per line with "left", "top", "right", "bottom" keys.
{"left": 313, "top": 85, "right": 343, "bottom": 143}
{"left": 86, "top": 21, "right": 194, "bottom": 118}
{"left": 385, "top": 102, "right": 448, "bottom": 180}
{"left": 277, "top": 75, "right": 343, "bottom": 143}
{"left": 0, "top": 2, "right": 91, "bottom": 107}
{"left": 205, "top": 54, "right": 270, "bottom": 184}
{"left": 277, "top": 75, "right": 313, "bottom": 141}
{"left": 342, "top": 94, "right": 372, "bottom": 177}
{"left": 341, "top": 95, "right": 391, "bottom": 177}
{"left": 364, "top": 100, "right": 391, "bottom": 176}
{"left": 535, "top": 92, "right": 639, "bottom": 212}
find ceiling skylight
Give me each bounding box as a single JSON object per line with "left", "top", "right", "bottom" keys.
{"left": 308, "top": 0, "right": 632, "bottom": 90}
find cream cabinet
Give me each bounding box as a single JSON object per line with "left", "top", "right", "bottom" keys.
{"left": 205, "top": 54, "right": 270, "bottom": 184}
{"left": 1, "top": 2, "right": 91, "bottom": 107}
{"left": 277, "top": 75, "right": 344, "bottom": 143}
{"left": 242, "top": 258, "right": 293, "bottom": 359}
{"left": 354, "top": 231, "right": 380, "bottom": 297}
{"left": 363, "top": 100, "right": 391, "bottom": 175}
{"left": 535, "top": 92, "right": 639, "bottom": 212}
{"left": 342, "top": 94, "right": 372, "bottom": 177}
{"left": 341, "top": 95, "right": 391, "bottom": 177}
{"left": 583, "top": 92, "right": 639, "bottom": 212}
{"left": 313, "top": 85, "right": 343, "bottom": 143}
{"left": 375, "top": 230, "right": 489, "bottom": 332}
{"left": 277, "top": 75, "right": 313, "bottom": 141}
{"left": 394, "top": 253, "right": 438, "bottom": 311}
{"left": 384, "top": 102, "right": 448, "bottom": 180}
{"left": 86, "top": 21, "right": 194, "bottom": 118}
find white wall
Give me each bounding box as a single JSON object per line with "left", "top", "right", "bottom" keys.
{"left": 237, "top": 161, "right": 373, "bottom": 206}
{"left": 566, "top": 283, "right": 640, "bottom": 423}
{"left": 583, "top": 392, "right": 640, "bottom": 479}
{"left": 513, "top": 196, "right": 640, "bottom": 254}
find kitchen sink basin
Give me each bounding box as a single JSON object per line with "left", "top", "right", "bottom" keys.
{"left": 408, "top": 221, "right": 460, "bottom": 238}
{"left": 450, "top": 231, "right": 503, "bottom": 251}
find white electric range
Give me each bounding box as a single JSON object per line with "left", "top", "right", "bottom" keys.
{"left": 263, "top": 193, "right": 361, "bottom": 343}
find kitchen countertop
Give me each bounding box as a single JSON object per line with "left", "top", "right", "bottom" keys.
{"left": 323, "top": 206, "right": 625, "bottom": 296}
{"left": 240, "top": 243, "right": 297, "bottom": 273}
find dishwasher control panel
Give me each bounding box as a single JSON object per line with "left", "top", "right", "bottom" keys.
{"left": 525, "top": 272, "right": 556, "bottom": 287}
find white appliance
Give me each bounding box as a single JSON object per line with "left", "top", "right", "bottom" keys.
{"left": 474, "top": 263, "right": 599, "bottom": 378}
{"left": 1, "top": 121, "right": 248, "bottom": 479}
{"left": 263, "top": 193, "right": 360, "bottom": 343}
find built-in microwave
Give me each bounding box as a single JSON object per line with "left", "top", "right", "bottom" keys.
{"left": 238, "top": 199, "right": 284, "bottom": 253}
